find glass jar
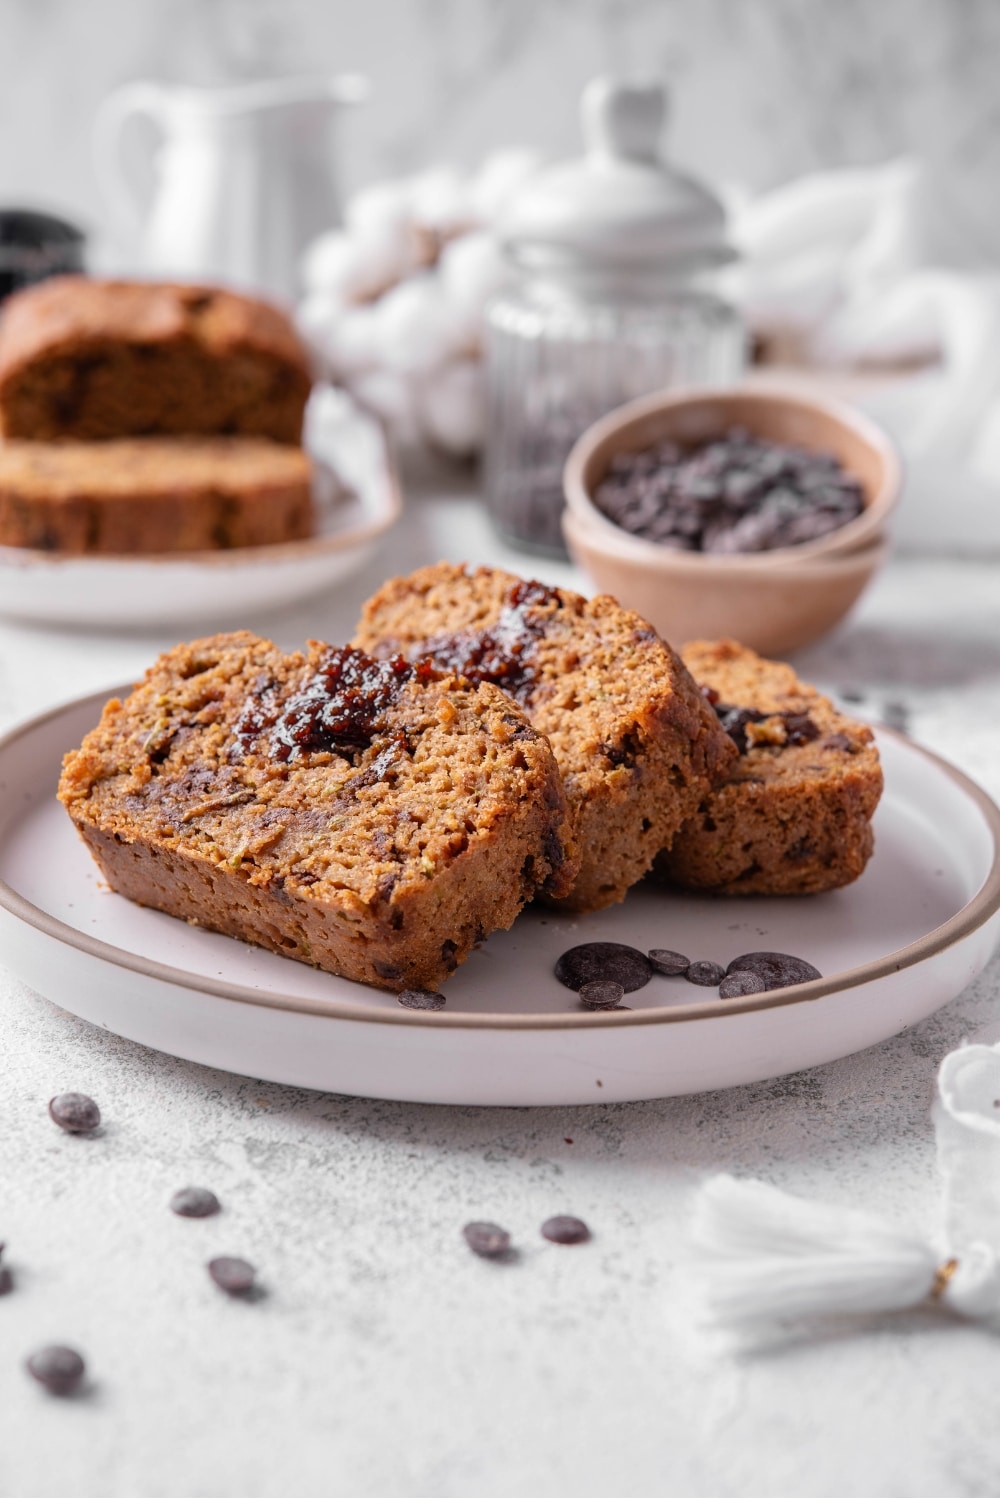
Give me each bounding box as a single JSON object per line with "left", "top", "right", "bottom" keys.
{"left": 482, "top": 77, "right": 745, "bottom": 555}
{"left": 484, "top": 273, "right": 743, "bottom": 553}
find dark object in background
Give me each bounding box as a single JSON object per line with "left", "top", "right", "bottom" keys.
{"left": 0, "top": 209, "right": 85, "bottom": 303}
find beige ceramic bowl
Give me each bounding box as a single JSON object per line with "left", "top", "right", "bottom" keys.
{"left": 562, "top": 385, "right": 901, "bottom": 655}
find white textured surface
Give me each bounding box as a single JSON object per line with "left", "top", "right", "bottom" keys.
{"left": 5, "top": 0, "right": 1000, "bottom": 275}
{"left": 2, "top": 477, "right": 1000, "bottom": 1497}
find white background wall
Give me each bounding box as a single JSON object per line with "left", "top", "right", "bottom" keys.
{"left": 2, "top": 0, "right": 1000, "bottom": 274}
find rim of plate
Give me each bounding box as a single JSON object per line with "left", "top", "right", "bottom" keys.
{"left": 2, "top": 690, "right": 999, "bottom": 1031}
{"left": 0, "top": 455, "right": 402, "bottom": 571}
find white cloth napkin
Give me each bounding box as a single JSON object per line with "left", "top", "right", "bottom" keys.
{"left": 732, "top": 160, "right": 1000, "bottom": 548}
{"left": 937, "top": 1044, "right": 1000, "bottom": 1256}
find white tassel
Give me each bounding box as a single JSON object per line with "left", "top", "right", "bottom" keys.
{"left": 691, "top": 1175, "right": 1000, "bottom": 1330}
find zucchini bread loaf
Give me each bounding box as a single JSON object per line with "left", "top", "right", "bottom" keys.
{"left": 353, "top": 563, "right": 737, "bottom": 912}
{"left": 654, "top": 639, "right": 883, "bottom": 895}
{"left": 58, "top": 631, "right": 575, "bottom": 992}
{"left": 0, "top": 278, "right": 311, "bottom": 444}
{"left": 0, "top": 436, "right": 313, "bottom": 552}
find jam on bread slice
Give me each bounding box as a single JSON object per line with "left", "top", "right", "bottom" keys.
{"left": 59, "top": 631, "right": 576, "bottom": 992}
{"left": 353, "top": 563, "right": 737, "bottom": 912}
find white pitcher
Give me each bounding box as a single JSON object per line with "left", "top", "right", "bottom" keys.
{"left": 93, "top": 73, "right": 368, "bottom": 301}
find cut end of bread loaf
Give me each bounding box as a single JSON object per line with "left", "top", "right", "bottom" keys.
{"left": 58, "top": 631, "right": 575, "bottom": 992}
{"left": 0, "top": 437, "right": 313, "bottom": 553}
{"left": 654, "top": 638, "right": 884, "bottom": 895}
{"left": 0, "top": 278, "right": 312, "bottom": 444}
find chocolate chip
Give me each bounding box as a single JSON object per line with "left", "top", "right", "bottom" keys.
{"left": 170, "top": 1187, "right": 221, "bottom": 1219}
{"left": 463, "top": 1222, "right": 511, "bottom": 1258}
{"left": 554, "top": 942, "right": 652, "bottom": 993}
{"left": 0, "top": 1243, "right": 11, "bottom": 1296}
{"left": 726, "top": 951, "right": 822, "bottom": 989}
{"left": 541, "top": 1215, "right": 591, "bottom": 1245}
{"left": 686, "top": 960, "right": 726, "bottom": 986}
{"left": 783, "top": 712, "right": 820, "bottom": 746}
{"left": 579, "top": 980, "right": 626, "bottom": 1010}
{"left": 397, "top": 989, "right": 446, "bottom": 1010}
{"left": 593, "top": 429, "right": 864, "bottom": 554}
{"left": 208, "top": 1256, "right": 256, "bottom": 1296}
{"left": 718, "top": 970, "right": 768, "bottom": 998}
{"left": 25, "top": 1345, "right": 85, "bottom": 1396}
{"left": 48, "top": 1093, "right": 101, "bottom": 1134}
{"left": 648, "top": 948, "right": 690, "bottom": 976}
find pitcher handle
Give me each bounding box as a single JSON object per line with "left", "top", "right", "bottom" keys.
{"left": 92, "top": 81, "right": 169, "bottom": 242}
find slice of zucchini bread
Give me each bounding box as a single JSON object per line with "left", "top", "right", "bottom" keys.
{"left": 58, "top": 631, "right": 575, "bottom": 992}
{"left": 0, "top": 436, "right": 313, "bottom": 553}
{"left": 353, "top": 563, "right": 737, "bottom": 912}
{"left": 654, "top": 639, "right": 883, "bottom": 895}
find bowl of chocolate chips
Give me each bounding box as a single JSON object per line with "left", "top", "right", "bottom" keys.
{"left": 562, "top": 385, "right": 900, "bottom": 655}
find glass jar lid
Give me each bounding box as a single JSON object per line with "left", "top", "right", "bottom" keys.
{"left": 500, "top": 77, "right": 734, "bottom": 285}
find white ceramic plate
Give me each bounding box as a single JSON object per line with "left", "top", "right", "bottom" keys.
{"left": 1, "top": 690, "right": 999, "bottom": 1105}
{"left": 0, "top": 388, "right": 401, "bottom": 628}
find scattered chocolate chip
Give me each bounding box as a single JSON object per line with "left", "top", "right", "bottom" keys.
{"left": 48, "top": 1093, "right": 101, "bottom": 1134}
{"left": 718, "top": 970, "right": 768, "bottom": 998}
{"left": 648, "top": 948, "right": 690, "bottom": 976}
{"left": 541, "top": 1215, "right": 591, "bottom": 1245}
{"left": 726, "top": 951, "right": 822, "bottom": 990}
{"left": 26, "top": 1345, "right": 85, "bottom": 1396}
{"left": 579, "top": 980, "right": 626, "bottom": 1010}
{"left": 208, "top": 1256, "right": 256, "bottom": 1296}
{"left": 555, "top": 942, "right": 653, "bottom": 993}
{"left": 462, "top": 1221, "right": 511, "bottom": 1258}
{"left": 397, "top": 989, "right": 446, "bottom": 1011}
{"left": 686, "top": 960, "right": 727, "bottom": 987}
{"left": 170, "top": 1187, "right": 221, "bottom": 1219}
